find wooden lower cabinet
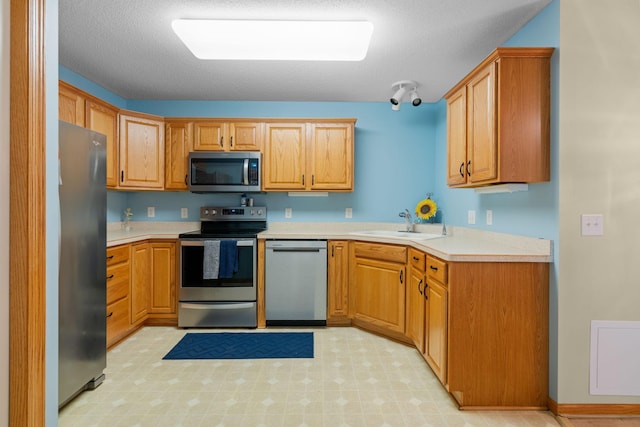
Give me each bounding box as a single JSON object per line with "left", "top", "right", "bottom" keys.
{"left": 423, "top": 266, "right": 448, "bottom": 385}
{"left": 406, "top": 248, "right": 426, "bottom": 352}
{"left": 130, "top": 242, "right": 150, "bottom": 325}
{"left": 446, "top": 261, "right": 549, "bottom": 409}
{"left": 148, "top": 241, "right": 177, "bottom": 315}
{"left": 349, "top": 242, "right": 407, "bottom": 340}
{"left": 106, "top": 245, "right": 131, "bottom": 348}
{"left": 327, "top": 240, "right": 350, "bottom": 325}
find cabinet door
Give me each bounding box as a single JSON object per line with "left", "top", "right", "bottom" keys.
{"left": 130, "top": 243, "right": 150, "bottom": 325}
{"left": 59, "top": 83, "right": 85, "bottom": 126}
{"left": 86, "top": 100, "right": 118, "bottom": 188}
{"left": 466, "top": 62, "right": 497, "bottom": 184}
{"left": 406, "top": 266, "right": 426, "bottom": 352}
{"left": 327, "top": 240, "right": 349, "bottom": 322}
{"left": 425, "top": 279, "right": 447, "bottom": 384}
{"left": 165, "top": 121, "right": 192, "bottom": 190}
{"left": 193, "top": 121, "right": 226, "bottom": 151}
{"left": 308, "top": 123, "right": 353, "bottom": 191}
{"left": 351, "top": 256, "right": 406, "bottom": 334}
{"left": 263, "top": 123, "right": 307, "bottom": 190}
{"left": 149, "top": 242, "right": 176, "bottom": 314}
{"left": 446, "top": 86, "right": 468, "bottom": 186}
{"left": 119, "top": 113, "right": 165, "bottom": 189}
{"left": 229, "top": 122, "right": 263, "bottom": 151}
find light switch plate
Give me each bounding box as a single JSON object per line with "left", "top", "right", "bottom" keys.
{"left": 181, "top": 207, "right": 188, "bottom": 219}
{"left": 147, "top": 207, "right": 155, "bottom": 218}
{"left": 345, "top": 208, "right": 353, "bottom": 219}
{"left": 581, "top": 214, "right": 604, "bottom": 236}
{"left": 486, "top": 210, "right": 493, "bottom": 225}
{"left": 285, "top": 208, "right": 292, "bottom": 219}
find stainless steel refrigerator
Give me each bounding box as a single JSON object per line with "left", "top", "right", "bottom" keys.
{"left": 58, "top": 121, "right": 107, "bottom": 408}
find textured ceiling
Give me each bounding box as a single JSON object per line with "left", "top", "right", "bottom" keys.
{"left": 59, "top": 0, "right": 552, "bottom": 103}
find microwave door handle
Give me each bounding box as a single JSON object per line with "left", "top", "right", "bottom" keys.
{"left": 243, "top": 159, "right": 249, "bottom": 185}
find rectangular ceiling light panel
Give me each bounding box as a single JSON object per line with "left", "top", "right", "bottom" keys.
{"left": 172, "top": 19, "right": 374, "bottom": 61}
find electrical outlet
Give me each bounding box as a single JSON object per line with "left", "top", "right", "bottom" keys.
{"left": 345, "top": 208, "right": 353, "bottom": 219}
{"left": 181, "top": 208, "right": 188, "bottom": 219}
{"left": 285, "top": 208, "right": 292, "bottom": 219}
{"left": 486, "top": 210, "right": 493, "bottom": 225}
{"left": 581, "top": 214, "right": 603, "bottom": 236}
{"left": 468, "top": 210, "right": 476, "bottom": 225}
{"left": 147, "top": 207, "right": 155, "bottom": 218}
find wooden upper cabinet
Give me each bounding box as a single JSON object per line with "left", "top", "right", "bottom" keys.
{"left": 444, "top": 47, "right": 553, "bottom": 188}
{"left": 193, "top": 121, "right": 225, "bottom": 151}
{"left": 263, "top": 123, "right": 307, "bottom": 190}
{"left": 119, "top": 111, "right": 165, "bottom": 189}
{"left": 86, "top": 100, "right": 119, "bottom": 188}
{"left": 263, "top": 119, "right": 356, "bottom": 192}
{"left": 309, "top": 122, "right": 354, "bottom": 191}
{"left": 165, "top": 121, "right": 192, "bottom": 190}
{"left": 59, "top": 82, "right": 85, "bottom": 126}
{"left": 193, "top": 120, "right": 263, "bottom": 152}
{"left": 229, "top": 122, "right": 263, "bottom": 151}
{"left": 58, "top": 81, "right": 119, "bottom": 188}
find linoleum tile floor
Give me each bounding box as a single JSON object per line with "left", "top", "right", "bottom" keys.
{"left": 59, "top": 326, "right": 562, "bottom": 427}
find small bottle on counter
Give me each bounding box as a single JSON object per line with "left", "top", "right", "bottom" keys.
{"left": 240, "top": 193, "right": 247, "bottom": 206}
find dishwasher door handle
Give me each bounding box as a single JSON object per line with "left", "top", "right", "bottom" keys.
{"left": 269, "top": 248, "right": 322, "bottom": 252}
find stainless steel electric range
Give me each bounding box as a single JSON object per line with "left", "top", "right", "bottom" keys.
{"left": 178, "top": 206, "right": 266, "bottom": 328}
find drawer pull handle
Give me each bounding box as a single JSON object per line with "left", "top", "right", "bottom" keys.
{"left": 107, "top": 255, "right": 114, "bottom": 260}
{"left": 412, "top": 256, "right": 420, "bottom": 261}
{"left": 430, "top": 265, "right": 438, "bottom": 272}
{"left": 107, "top": 274, "right": 114, "bottom": 279}
{"left": 106, "top": 312, "right": 113, "bottom": 318}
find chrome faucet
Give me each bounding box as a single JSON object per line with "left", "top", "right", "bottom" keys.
{"left": 441, "top": 211, "right": 447, "bottom": 236}
{"left": 399, "top": 209, "right": 413, "bottom": 232}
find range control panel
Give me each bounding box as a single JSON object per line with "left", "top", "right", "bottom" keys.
{"left": 200, "top": 206, "right": 267, "bottom": 221}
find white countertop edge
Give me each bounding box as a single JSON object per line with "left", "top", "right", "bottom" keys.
{"left": 107, "top": 221, "right": 553, "bottom": 262}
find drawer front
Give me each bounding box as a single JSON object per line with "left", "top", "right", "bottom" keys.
{"left": 107, "top": 267, "right": 129, "bottom": 305}
{"left": 107, "top": 244, "right": 129, "bottom": 266}
{"left": 106, "top": 297, "right": 130, "bottom": 345}
{"left": 426, "top": 256, "right": 448, "bottom": 285}
{"left": 409, "top": 248, "right": 426, "bottom": 272}
{"left": 353, "top": 242, "right": 406, "bottom": 264}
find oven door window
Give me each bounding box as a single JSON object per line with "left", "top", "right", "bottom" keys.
{"left": 182, "top": 243, "right": 254, "bottom": 288}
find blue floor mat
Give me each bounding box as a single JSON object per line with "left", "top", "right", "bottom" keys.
{"left": 163, "top": 332, "right": 314, "bottom": 360}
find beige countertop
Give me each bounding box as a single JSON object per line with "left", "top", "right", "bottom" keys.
{"left": 107, "top": 222, "right": 199, "bottom": 247}
{"left": 107, "top": 221, "right": 553, "bottom": 262}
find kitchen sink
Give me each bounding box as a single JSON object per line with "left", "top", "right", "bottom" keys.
{"left": 348, "top": 230, "right": 444, "bottom": 241}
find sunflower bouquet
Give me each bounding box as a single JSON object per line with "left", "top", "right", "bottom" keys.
{"left": 415, "top": 193, "right": 437, "bottom": 222}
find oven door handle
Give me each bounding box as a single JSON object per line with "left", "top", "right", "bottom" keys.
{"left": 180, "top": 239, "right": 255, "bottom": 247}
{"left": 181, "top": 302, "right": 255, "bottom": 310}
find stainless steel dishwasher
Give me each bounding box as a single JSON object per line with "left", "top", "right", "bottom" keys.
{"left": 265, "top": 240, "right": 327, "bottom": 326}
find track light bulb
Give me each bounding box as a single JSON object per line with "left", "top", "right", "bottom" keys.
{"left": 410, "top": 89, "right": 422, "bottom": 106}
{"left": 390, "top": 86, "right": 407, "bottom": 105}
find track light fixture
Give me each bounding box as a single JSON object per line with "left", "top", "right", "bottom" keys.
{"left": 389, "top": 80, "right": 421, "bottom": 110}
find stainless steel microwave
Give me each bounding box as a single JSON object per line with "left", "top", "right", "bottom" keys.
{"left": 188, "top": 151, "right": 261, "bottom": 193}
